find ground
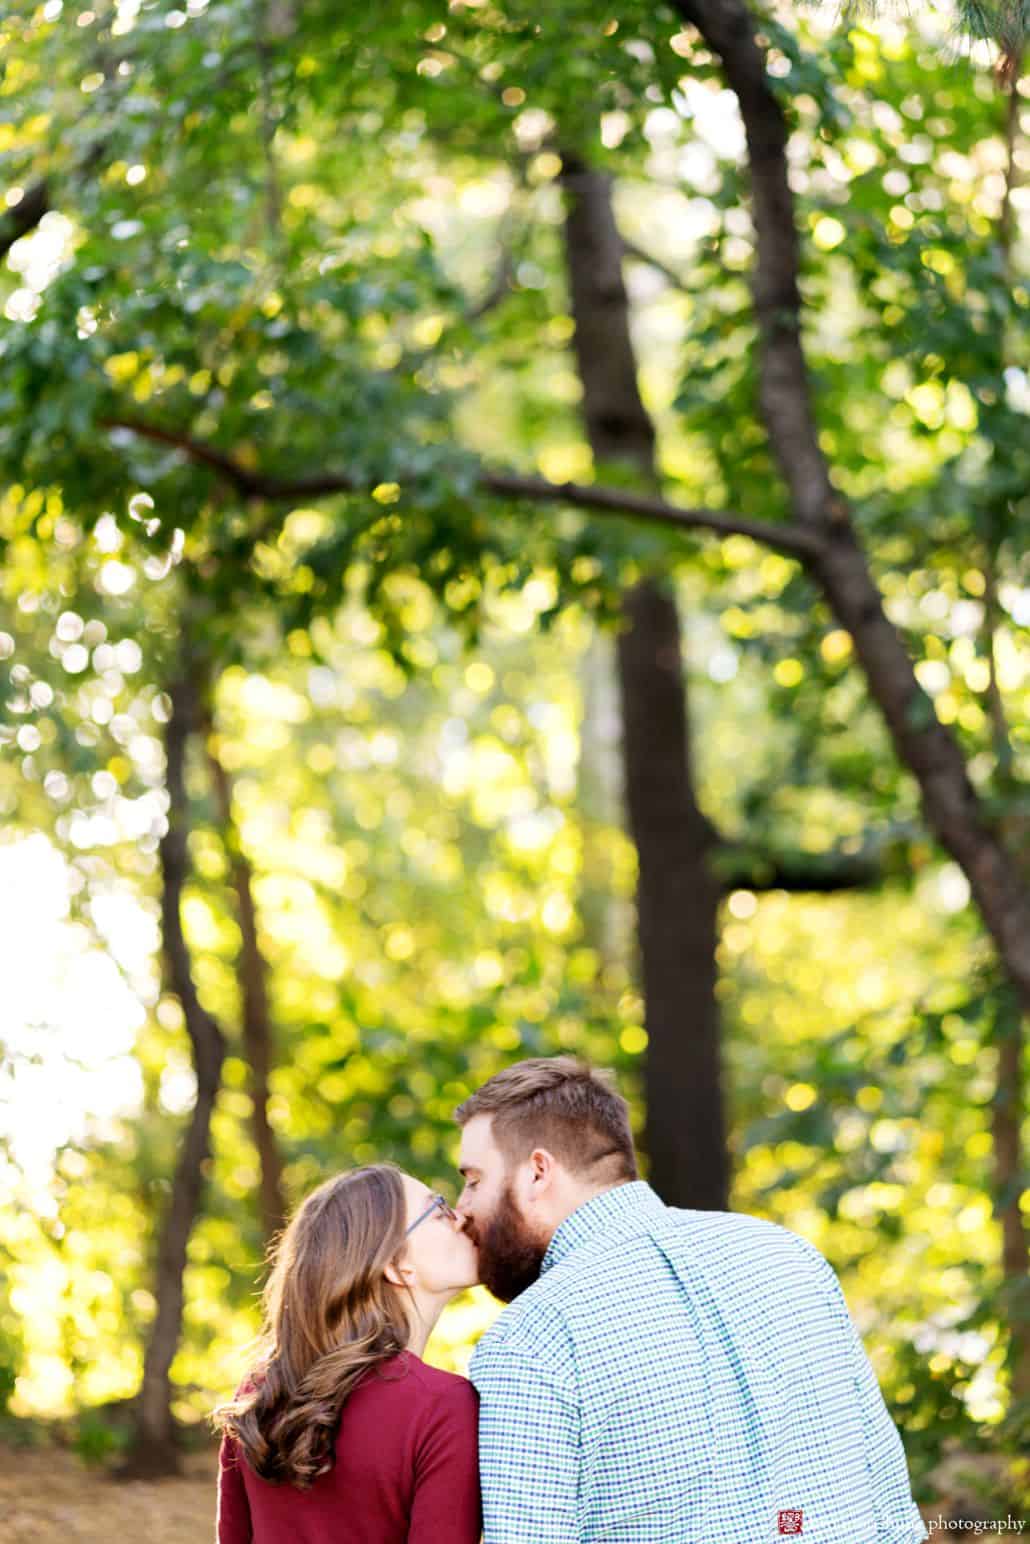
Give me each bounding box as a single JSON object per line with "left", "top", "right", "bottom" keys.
{"left": 1, "top": 1435, "right": 1019, "bottom": 1540}
{"left": 0, "top": 1439, "right": 220, "bottom": 1543}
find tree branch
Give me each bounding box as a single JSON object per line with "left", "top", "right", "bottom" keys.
{"left": 713, "top": 838, "right": 909, "bottom": 894}
{"left": 100, "top": 414, "right": 824, "bottom": 558}
{"left": 482, "top": 470, "right": 821, "bottom": 553}
{"left": 621, "top": 237, "right": 692, "bottom": 294}
{"left": 467, "top": 241, "right": 517, "bottom": 321}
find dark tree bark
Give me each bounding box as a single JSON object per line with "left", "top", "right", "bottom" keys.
{"left": 121, "top": 672, "right": 228, "bottom": 1479}
{"left": 560, "top": 150, "right": 729, "bottom": 1211}
{"left": 0, "top": 180, "right": 49, "bottom": 260}
{"left": 203, "top": 700, "right": 288, "bottom": 1245}
{"left": 671, "top": 0, "right": 1030, "bottom": 1396}
{"left": 616, "top": 581, "right": 728, "bottom": 1211}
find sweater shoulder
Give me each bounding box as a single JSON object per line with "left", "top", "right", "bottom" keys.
{"left": 351, "top": 1353, "right": 478, "bottom": 1454}
{"left": 404, "top": 1355, "right": 479, "bottom": 1410}
{"left": 350, "top": 1351, "right": 475, "bottom": 1407}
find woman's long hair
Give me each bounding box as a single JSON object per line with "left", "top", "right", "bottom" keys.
{"left": 210, "top": 1163, "right": 413, "bottom": 1489}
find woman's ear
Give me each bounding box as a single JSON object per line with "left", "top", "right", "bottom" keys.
{"left": 384, "top": 1254, "right": 415, "bottom": 1290}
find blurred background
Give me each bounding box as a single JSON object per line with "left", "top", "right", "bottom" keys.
{"left": 1, "top": 0, "right": 1028, "bottom": 1535}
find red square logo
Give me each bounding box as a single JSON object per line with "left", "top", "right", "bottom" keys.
{"left": 778, "top": 1509, "right": 804, "bottom": 1535}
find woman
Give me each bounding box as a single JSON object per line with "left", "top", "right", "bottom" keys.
{"left": 212, "top": 1163, "right": 482, "bottom": 1543}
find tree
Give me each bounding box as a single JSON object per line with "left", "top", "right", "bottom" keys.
{"left": 559, "top": 149, "right": 728, "bottom": 1208}
{"left": 668, "top": 0, "right": 1029, "bottom": 1407}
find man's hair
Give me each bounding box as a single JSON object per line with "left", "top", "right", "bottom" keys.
{"left": 455, "top": 1055, "right": 638, "bottom": 1185}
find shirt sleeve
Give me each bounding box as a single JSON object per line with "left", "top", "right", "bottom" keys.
{"left": 810, "top": 1250, "right": 927, "bottom": 1544}
{"left": 470, "top": 1339, "right": 581, "bottom": 1544}
{"left": 215, "top": 1432, "right": 253, "bottom": 1544}
{"left": 409, "top": 1377, "right": 483, "bottom": 1544}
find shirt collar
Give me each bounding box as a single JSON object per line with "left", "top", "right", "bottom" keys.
{"left": 541, "top": 1180, "right": 668, "bottom": 1274}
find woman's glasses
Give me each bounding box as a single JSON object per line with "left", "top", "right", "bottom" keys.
{"left": 404, "top": 1193, "right": 458, "bottom": 1236}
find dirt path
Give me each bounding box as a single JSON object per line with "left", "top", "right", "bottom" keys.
{"left": 0, "top": 1440, "right": 220, "bottom": 1543}
{"left": 0, "top": 1436, "right": 1016, "bottom": 1540}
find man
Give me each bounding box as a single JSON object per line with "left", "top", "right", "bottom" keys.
{"left": 455, "top": 1055, "right": 927, "bottom": 1544}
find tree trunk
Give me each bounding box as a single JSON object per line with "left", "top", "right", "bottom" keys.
{"left": 671, "top": 0, "right": 1029, "bottom": 1394}
{"left": 982, "top": 73, "right": 1028, "bottom": 1406}
{"left": 560, "top": 150, "right": 729, "bottom": 1210}
{"left": 617, "top": 580, "right": 728, "bottom": 1210}
{"left": 121, "top": 672, "right": 228, "bottom": 1478}
{"left": 203, "top": 697, "right": 288, "bottom": 1245}
{"left": 576, "top": 630, "right": 628, "bottom": 968}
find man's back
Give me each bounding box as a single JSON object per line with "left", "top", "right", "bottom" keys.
{"left": 469, "top": 1181, "right": 927, "bottom": 1544}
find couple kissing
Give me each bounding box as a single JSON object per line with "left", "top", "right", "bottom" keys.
{"left": 214, "top": 1055, "right": 926, "bottom": 1544}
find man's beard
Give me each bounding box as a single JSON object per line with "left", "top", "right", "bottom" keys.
{"left": 471, "top": 1179, "right": 548, "bottom": 1303}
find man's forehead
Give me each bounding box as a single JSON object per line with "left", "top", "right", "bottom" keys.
{"left": 458, "top": 1112, "right": 497, "bottom": 1166}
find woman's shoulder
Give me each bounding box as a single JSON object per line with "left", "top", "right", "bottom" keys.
{"left": 360, "top": 1351, "right": 477, "bottom": 1413}
{"left": 405, "top": 1354, "right": 478, "bottom": 1403}
{"left": 408, "top": 1358, "right": 479, "bottom": 1444}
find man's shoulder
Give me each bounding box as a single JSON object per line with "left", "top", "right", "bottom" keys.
{"left": 469, "top": 1284, "right": 579, "bottom": 1385}
{"left": 469, "top": 1210, "right": 827, "bottom": 1369}
{"left": 655, "top": 1207, "right": 835, "bottom": 1298}
{"left": 664, "top": 1204, "right": 804, "bottom": 1243}
{"left": 558, "top": 1202, "right": 814, "bottom": 1281}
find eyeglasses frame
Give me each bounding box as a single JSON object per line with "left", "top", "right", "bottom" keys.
{"left": 404, "top": 1192, "right": 458, "bottom": 1236}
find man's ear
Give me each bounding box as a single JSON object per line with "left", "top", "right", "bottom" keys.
{"left": 529, "top": 1147, "right": 557, "bottom": 1189}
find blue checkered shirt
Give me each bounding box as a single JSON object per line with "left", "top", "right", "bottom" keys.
{"left": 468, "top": 1180, "right": 926, "bottom": 1544}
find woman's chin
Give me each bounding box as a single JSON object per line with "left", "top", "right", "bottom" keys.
{"left": 453, "top": 1262, "right": 481, "bottom": 1292}
{"left": 441, "top": 1277, "right": 478, "bottom": 1300}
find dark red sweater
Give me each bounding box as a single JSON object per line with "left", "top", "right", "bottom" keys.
{"left": 216, "top": 1351, "right": 481, "bottom": 1544}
